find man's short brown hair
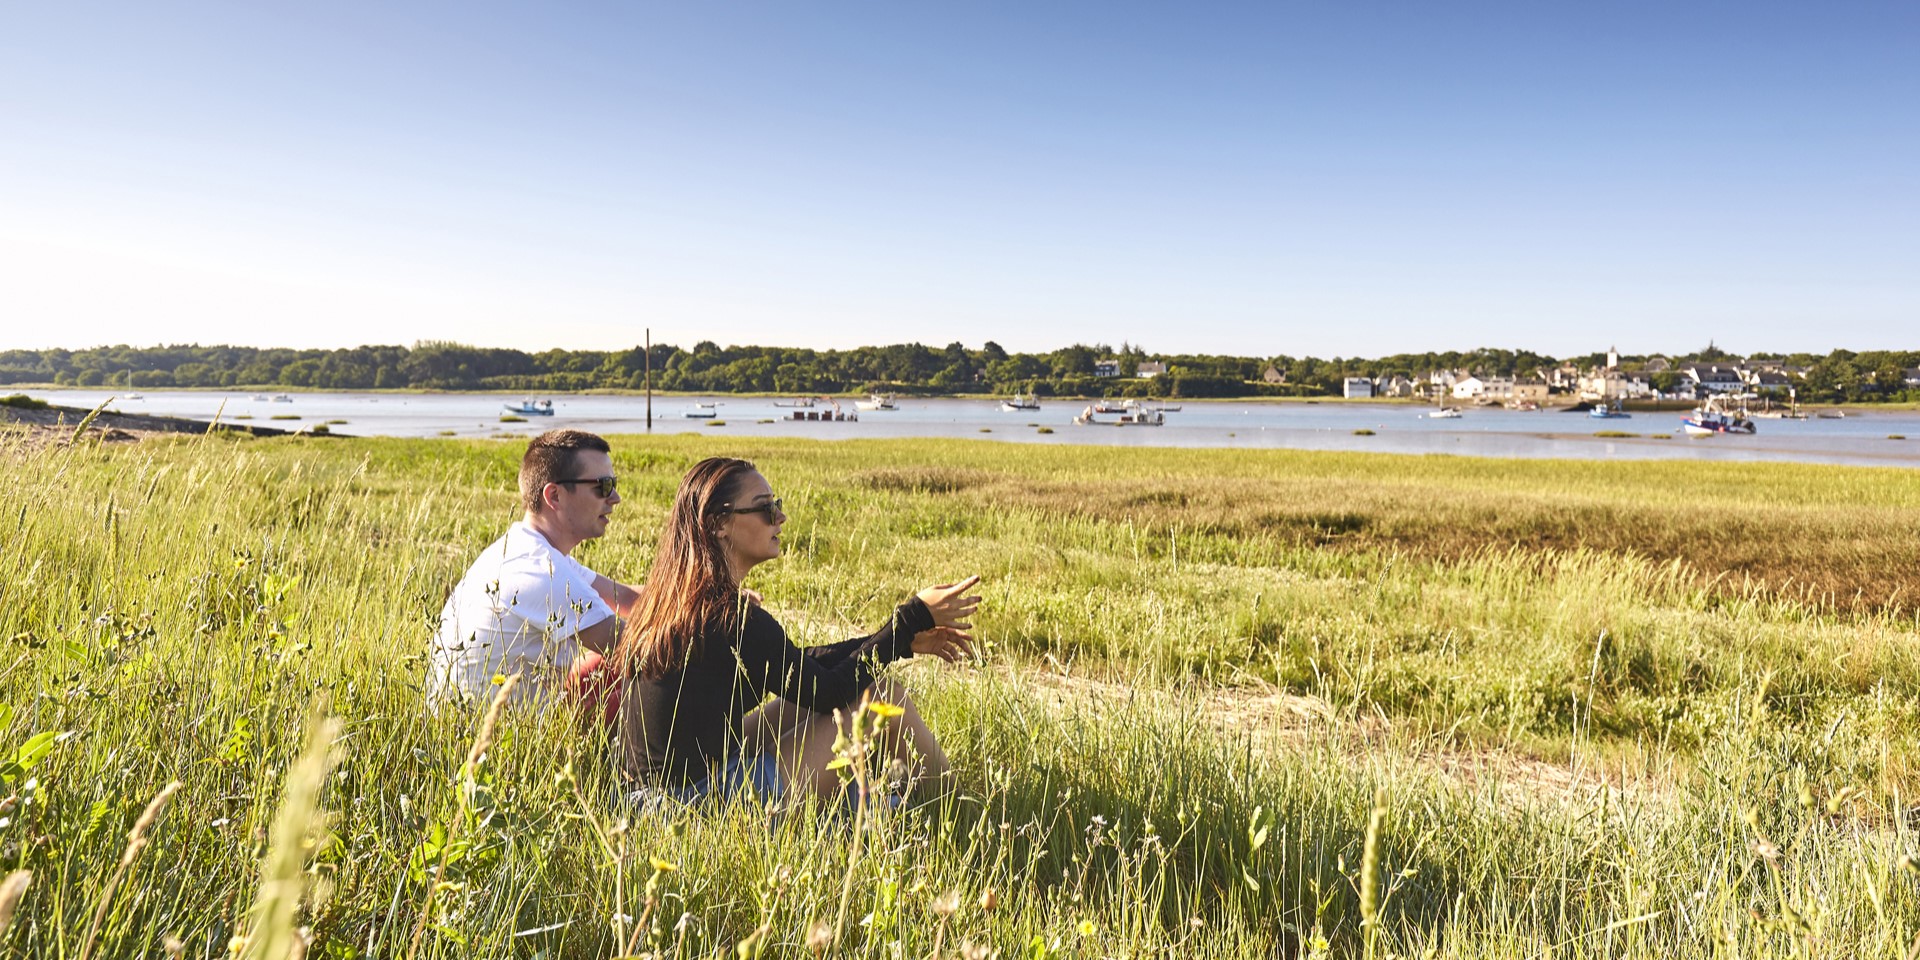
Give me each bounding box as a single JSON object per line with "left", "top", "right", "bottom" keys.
{"left": 520, "top": 429, "right": 612, "bottom": 512}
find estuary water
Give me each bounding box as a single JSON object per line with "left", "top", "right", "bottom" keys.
{"left": 29, "top": 390, "right": 1920, "bottom": 468}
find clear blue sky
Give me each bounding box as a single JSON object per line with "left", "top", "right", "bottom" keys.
{"left": 2, "top": 1, "right": 1914, "bottom": 358}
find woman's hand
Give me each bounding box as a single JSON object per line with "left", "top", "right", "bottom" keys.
{"left": 916, "top": 575, "right": 982, "bottom": 630}
{"left": 911, "top": 625, "right": 976, "bottom": 662}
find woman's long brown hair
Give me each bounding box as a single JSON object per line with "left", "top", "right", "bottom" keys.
{"left": 615, "top": 457, "right": 758, "bottom": 681}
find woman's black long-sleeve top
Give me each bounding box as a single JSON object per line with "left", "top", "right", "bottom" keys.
{"left": 621, "top": 598, "right": 935, "bottom": 787}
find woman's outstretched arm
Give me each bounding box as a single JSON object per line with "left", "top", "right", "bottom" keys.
{"left": 747, "top": 601, "right": 936, "bottom": 712}
{"left": 807, "top": 575, "right": 982, "bottom": 667}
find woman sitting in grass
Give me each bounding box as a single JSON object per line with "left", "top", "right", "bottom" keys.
{"left": 614, "top": 456, "right": 980, "bottom": 807}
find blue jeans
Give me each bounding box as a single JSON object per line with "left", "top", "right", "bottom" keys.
{"left": 628, "top": 753, "right": 785, "bottom": 811}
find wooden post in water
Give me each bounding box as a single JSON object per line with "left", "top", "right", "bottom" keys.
{"left": 645, "top": 327, "right": 653, "bottom": 433}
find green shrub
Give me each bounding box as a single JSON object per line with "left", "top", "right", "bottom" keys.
{"left": 0, "top": 393, "right": 48, "bottom": 410}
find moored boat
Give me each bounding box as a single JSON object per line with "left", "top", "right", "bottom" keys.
{"left": 855, "top": 394, "right": 898, "bottom": 411}
{"left": 999, "top": 393, "right": 1040, "bottom": 412}
{"left": 1589, "top": 402, "right": 1631, "bottom": 419}
{"left": 1073, "top": 404, "right": 1164, "bottom": 426}
{"left": 1681, "top": 398, "right": 1756, "bottom": 437}
{"left": 503, "top": 399, "right": 555, "bottom": 416}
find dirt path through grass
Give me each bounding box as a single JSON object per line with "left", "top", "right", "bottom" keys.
{"left": 906, "top": 656, "right": 1669, "bottom": 811}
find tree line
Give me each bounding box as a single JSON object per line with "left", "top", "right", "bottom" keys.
{"left": 2, "top": 341, "right": 1915, "bottom": 402}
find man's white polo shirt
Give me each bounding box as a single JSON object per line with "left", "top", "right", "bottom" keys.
{"left": 428, "top": 521, "right": 612, "bottom": 706}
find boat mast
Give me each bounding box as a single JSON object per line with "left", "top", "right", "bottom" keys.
{"left": 645, "top": 327, "right": 653, "bottom": 434}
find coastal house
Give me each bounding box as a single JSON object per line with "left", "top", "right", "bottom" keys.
{"left": 1510, "top": 380, "right": 1549, "bottom": 405}
{"left": 1578, "top": 369, "right": 1652, "bottom": 401}
{"left": 1644, "top": 356, "right": 1671, "bottom": 373}
{"left": 1136, "top": 361, "right": 1168, "bottom": 378}
{"left": 1684, "top": 364, "right": 1747, "bottom": 395}
{"left": 1343, "top": 377, "right": 1375, "bottom": 399}
{"left": 1378, "top": 375, "right": 1416, "bottom": 398}
{"left": 1746, "top": 370, "right": 1796, "bottom": 393}
{"left": 1094, "top": 359, "right": 1122, "bottom": 378}
{"left": 1480, "top": 378, "right": 1518, "bottom": 401}
{"left": 1905, "top": 368, "right": 1920, "bottom": 387}
{"left": 1660, "top": 380, "right": 1699, "bottom": 401}
{"left": 1450, "top": 376, "right": 1488, "bottom": 400}
{"left": 1262, "top": 365, "right": 1287, "bottom": 384}
{"left": 1542, "top": 363, "right": 1582, "bottom": 392}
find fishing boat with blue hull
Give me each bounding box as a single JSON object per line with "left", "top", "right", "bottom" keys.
{"left": 1589, "top": 402, "right": 1631, "bottom": 419}
{"left": 503, "top": 399, "right": 555, "bottom": 416}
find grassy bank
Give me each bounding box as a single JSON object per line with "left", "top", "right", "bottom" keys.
{"left": 1, "top": 432, "right": 1916, "bottom": 957}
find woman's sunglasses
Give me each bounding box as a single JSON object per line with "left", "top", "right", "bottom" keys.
{"left": 717, "top": 498, "right": 784, "bottom": 520}
{"left": 554, "top": 476, "right": 618, "bottom": 499}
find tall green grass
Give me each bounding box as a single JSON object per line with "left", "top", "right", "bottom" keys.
{"left": 0, "top": 432, "right": 1915, "bottom": 957}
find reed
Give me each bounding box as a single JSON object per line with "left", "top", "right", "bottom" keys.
{"left": 77, "top": 781, "right": 181, "bottom": 960}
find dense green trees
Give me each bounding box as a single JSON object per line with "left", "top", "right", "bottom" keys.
{"left": 0, "top": 342, "right": 1913, "bottom": 401}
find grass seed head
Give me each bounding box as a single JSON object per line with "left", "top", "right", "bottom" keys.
{"left": 932, "top": 889, "right": 961, "bottom": 917}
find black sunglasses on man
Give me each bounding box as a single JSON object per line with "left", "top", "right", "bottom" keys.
{"left": 555, "top": 476, "right": 618, "bottom": 499}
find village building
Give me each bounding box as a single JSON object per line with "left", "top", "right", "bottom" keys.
{"left": 1578, "top": 369, "right": 1652, "bottom": 401}
{"left": 1540, "top": 363, "right": 1583, "bottom": 392}
{"left": 1093, "top": 359, "right": 1122, "bottom": 378}
{"left": 1683, "top": 364, "right": 1747, "bottom": 394}
{"left": 1450, "top": 376, "right": 1501, "bottom": 400}
{"left": 1509, "top": 380, "right": 1549, "bottom": 405}
{"left": 1136, "top": 361, "right": 1168, "bottom": 378}
{"left": 1377, "top": 375, "right": 1416, "bottom": 398}
{"left": 1262, "top": 365, "right": 1287, "bottom": 384}
{"left": 1343, "top": 377, "right": 1375, "bottom": 398}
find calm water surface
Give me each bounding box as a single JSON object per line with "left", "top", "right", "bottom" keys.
{"left": 35, "top": 390, "right": 1920, "bottom": 468}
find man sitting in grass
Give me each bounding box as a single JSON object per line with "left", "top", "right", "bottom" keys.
{"left": 427, "top": 428, "right": 640, "bottom": 713}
